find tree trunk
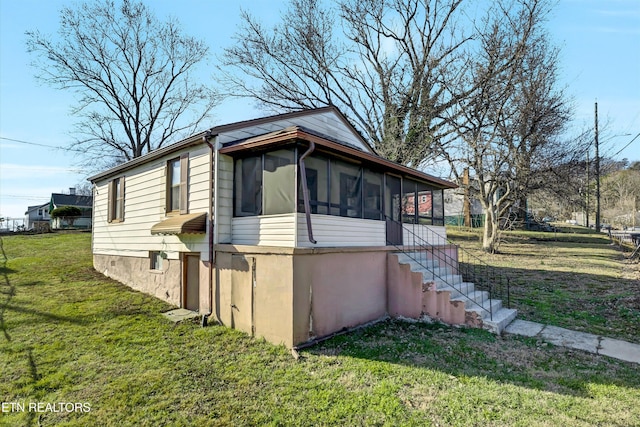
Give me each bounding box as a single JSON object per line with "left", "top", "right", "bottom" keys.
{"left": 482, "top": 203, "right": 500, "bottom": 253}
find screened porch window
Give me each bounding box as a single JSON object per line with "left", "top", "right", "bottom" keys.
{"left": 263, "top": 150, "right": 295, "bottom": 215}
{"left": 298, "top": 154, "right": 329, "bottom": 214}
{"left": 234, "top": 155, "right": 263, "bottom": 216}
{"left": 432, "top": 189, "right": 445, "bottom": 226}
{"left": 234, "top": 149, "right": 296, "bottom": 217}
{"left": 233, "top": 144, "right": 444, "bottom": 225}
{"left": 363, "top": 170, "right": 383, "bottom": 220}
{"left": 330, "top": 160, "right": 361, "bottom": 218}
{"left": 401, "top": 179, "right": 443, "bottom": 225}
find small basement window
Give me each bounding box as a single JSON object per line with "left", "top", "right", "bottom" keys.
{"left": 150, "top": 251, "right": 163, "bottom": 271}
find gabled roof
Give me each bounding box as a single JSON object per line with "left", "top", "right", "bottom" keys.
{"left": 87, "top": 106, "right": 455, "bottom": 190}
{"left": 50, "top": 194, "right": 93, "bottom": 208}
{"left": 220, "top": 126, "right": 456, "bottom": 189}
{"left": 25, "top": 202, "right": 49, "bottom": 215}
{"left": 88, "top": 106, "right": 373, "bottom": 183}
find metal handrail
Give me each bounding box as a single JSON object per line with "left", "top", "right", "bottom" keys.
{"left": 385, "top": 216, "right": 511, "bottom": 320}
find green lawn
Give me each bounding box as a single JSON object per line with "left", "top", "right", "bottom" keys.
{"left": 1, "top": 232, "right": 639, "bottom": 426}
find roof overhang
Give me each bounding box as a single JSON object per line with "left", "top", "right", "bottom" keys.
{"left": 150, "top": 212, "right": 207, "bottom": 235}
{"left": 219, "top": 127, "right": 457, "bottom": 189}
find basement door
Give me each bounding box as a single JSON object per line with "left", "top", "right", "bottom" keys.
{"left": 230, "top": 255, "right": 256, "bottom": 336}
{"left": 182, "top": 253, "right": 200, "bottom": 311}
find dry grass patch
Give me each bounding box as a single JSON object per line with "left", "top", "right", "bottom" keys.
{"left": 448, "top": 227, "right": 640, "bottom": 342}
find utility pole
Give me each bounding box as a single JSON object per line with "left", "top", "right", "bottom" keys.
{"left": 585, "top": 149, "right": 589, "bottom": 228}
{"left": 463, "top": 168, "right": 471, "bottom": 228}
{"left": 595, "top": 101, "right": 601, "bottom": 232}
{"left": 634, "top": 196, "right": 638, "bottom": 230}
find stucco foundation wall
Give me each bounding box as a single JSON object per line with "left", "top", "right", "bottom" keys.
{"left": 94, "top": 253, "right": 182, "bottom": 306}
{"left": 213, "top": 244, "right": 464, "bottom": 348}
{"left": 386, "top": 254, "right": 423, "bottom": 318}
{"left": 293, "top": 251, "right": 387, "bottom": 343}
{"left": 421, "top": 285, "right": 467, "bottom": 325}
{"left": 213, "top": 250, "right": 295, "bottom": 347}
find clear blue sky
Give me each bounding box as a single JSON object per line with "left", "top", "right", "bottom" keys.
{"left": 1, "top": 0, "right": 639, "bottom": 219}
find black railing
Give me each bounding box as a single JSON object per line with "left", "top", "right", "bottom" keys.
{"left": 385, "top": 216, "right": 511, "bottom": 320}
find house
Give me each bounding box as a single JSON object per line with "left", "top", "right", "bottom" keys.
{"left": 89, "top": 107, "right": 516, "bottom": 348}
{"left": 444, "top": 189, "right": 485, "bottom": 227}
{"left": 49, "top": 190, "right": 93, "bottom": 229}
{"left": 24, "top": 203, "right": 50, "bottom": 231}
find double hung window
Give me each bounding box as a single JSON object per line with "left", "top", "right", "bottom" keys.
{"left": 108, "top": 176, "right": 125, "bottom": 222}
{"left": 167, "top": 154, "right": 189, "bottom": 214}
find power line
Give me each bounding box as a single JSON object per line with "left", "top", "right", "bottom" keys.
{"left": 610, "top": 132, "right": 640, "bottom": 158}
{"left": 0, "top": 136, "right": 61, "bottom": 149}
{"left": 0, "top": 136, "right": 104, "bottom": 155}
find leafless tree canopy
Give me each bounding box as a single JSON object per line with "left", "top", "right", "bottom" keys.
{"left": 442, "top": 0, "right": 575, "bottom": 252}
{"left": 221, "top": 0, "right": 576, "bottom": 252}
{"left": 220, "top": 0, "right": 475, "bottom": 167}
{"left": 27, "top": 0, "right": 219, "bottom": 168}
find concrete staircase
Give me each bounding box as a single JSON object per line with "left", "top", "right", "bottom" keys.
{"left": 395, "top": 252, "right": 517, "bottom": 334}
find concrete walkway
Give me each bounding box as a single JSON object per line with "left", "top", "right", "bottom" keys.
{"left": 162, "top": 308, "right": 200, "bottom": 323}
{"left": 505, "top": 319, "right": 640, "bottom": 364}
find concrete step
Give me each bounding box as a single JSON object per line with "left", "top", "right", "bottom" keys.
{"left": 394, "top": 250, "right": 518, "bottom": 335}
{"left": 481, "top": 308, "right": 518, "bottom": 334}
{"left": 414, "top": 266, "right": 453, "bottom": 281}
{"left": 465, "top": 297, "right": 503, "bottom": 316}
{"left": 456, "top": 290, "right": 491, "bottom": 307}
{"left": 396, "top": 253, "right": 440, "bottom": 269}
{"left": 437, "top": 281, "right": 475, "bottom": 298}
{"left": 433, "top": 274, "right": 463, "bottom": 287}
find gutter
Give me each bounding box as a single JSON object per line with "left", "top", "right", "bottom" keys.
{"left": 298, "top": 141, "right": 317, "bottom": 244}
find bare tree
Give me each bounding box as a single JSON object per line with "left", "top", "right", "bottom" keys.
{"left": 443, "top": 0, "right": 572, "bottom": 252}
{"left": 220, "top": 0, "right": 472, "bottom": 167}
{"left": 222, "top": 0, "right": 575, "bottom": 252}
{"left": 501, "top": 30, "right": 573, "bottom": 224}
{"left": 27, "top": 0, "right": 218, "bottom": 168}
{"left": 601, "top": 167, "right": 640, "bottom": 228}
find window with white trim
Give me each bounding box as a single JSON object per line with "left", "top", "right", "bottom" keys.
{"left": 108, "top": 176, "right": 125, "bottom": 222}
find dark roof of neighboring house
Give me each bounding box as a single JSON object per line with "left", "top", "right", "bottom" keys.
{"left": 50, "top": 194, "right": 93, "bottom": 208}
{"left": 25, "top": 203, "right": 50, "bottom": 215}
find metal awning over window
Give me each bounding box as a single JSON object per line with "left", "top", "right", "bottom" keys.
{"left": 150, "top": 212, "right": 207, "bottom": 235}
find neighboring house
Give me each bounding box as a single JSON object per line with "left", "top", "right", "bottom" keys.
{"left": 50, "top": 190, "right": 93, "bottom": 229}
{"left": 89, "top": 107, "right": 516, "bottom": 348}
{"left": 444, "top": 189, "right": 485, "bottom": 227}
{"left": 24, "top": 203, "right": 50, "bottom": 230}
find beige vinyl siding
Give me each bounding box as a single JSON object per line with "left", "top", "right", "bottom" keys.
{"left": 232, "top": 214, "right": 296, "bottom": 247}
{"left": 187, "top": 150, "right": 211, "bottom": 213}
{"left": 92, "top": 145, "right": 210, "bottom": 260}
{"left": 216, "top": 154, "right": 234, "bottom": 243}
{"left": 296, "top": 214, "right": 386, "bottom": 247}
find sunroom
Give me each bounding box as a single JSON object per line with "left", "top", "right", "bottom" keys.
{"left": 220, "top": 127, "right": 456, "bottom": 248}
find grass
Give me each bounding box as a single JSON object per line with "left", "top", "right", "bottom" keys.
{"left": 1, "top": 232, "right": 639, "bottom": 426}
{"left": 447, "top": 226, "right": 640, "bottom": 343}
